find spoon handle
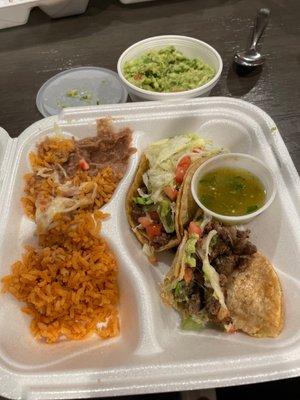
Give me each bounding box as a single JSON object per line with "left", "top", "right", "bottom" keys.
{"left": 249, "top": 8, "right": 270, "bottom": 50}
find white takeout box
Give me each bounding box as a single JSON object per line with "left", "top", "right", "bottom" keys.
{"left": 0, "top": 0, "right": 89, "bottom": 29}
{"left": 0, "top": 98, "right": 299, "bottom": 399}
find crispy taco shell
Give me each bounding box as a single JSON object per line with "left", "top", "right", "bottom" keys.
{"left": 226, "top": 252, "right": 284, "bottom": 338}
{"left": 125, "top": 154, "right": 180, "bottom": 252}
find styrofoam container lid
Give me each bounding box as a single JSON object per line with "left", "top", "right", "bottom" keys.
{"left": 36, "top": 67, "right": 128, "bottom": 117}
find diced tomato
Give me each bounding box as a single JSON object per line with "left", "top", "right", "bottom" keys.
{"left": 188, "top": 221, "right": 202, "bottom": 236}
{"left": 175, "top": 167, "right": 186, "bottom": 184}
{"left": 184, "top": 267, "right": 193, "bottom": 283}
{"left": 79, "top": 158, "right": 89, "bottom": 171}
{"left": 178, "top": 155, "right": 192, "bottom": 168}
{"left": 163, "top": 186, "right": 178, "bottom": 201}
{"left": 175, "top": 155, "right": 191, "bottom": 183}
{"left": 138, "top": 216, "right": 152, "bottom": 228}
{"left": 146, "top": 223, "right": 162, "bottom": 238}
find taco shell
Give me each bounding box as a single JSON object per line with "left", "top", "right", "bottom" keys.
{"left": 161, "top": 231, "right": 188, "bottom": 308}
{"left": 125, "top": 154, "right": 180, "bottom": 252}
{"left": 226, "top": 252, "right": 284, "bottom": 338}
{"left": 176, "top": 156, "right": 212, "bottom": 237}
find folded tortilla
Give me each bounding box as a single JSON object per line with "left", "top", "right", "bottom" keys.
{"left": 161, "top": 231, "right": 189, "bottom": 310}
{"left": 126, "top": 154, "right": 214, "bottom": 253}
{"left": 226, "top": 252, "right": 283, "bottom": 338}
{"left": 125, "top": 154, "right": 180, "bottom": 252}
{"left": 175, "top": 156, "right": 212, "bottom": 237}
{"left": 161, "top": 224, "right": 284, "bottom": 338}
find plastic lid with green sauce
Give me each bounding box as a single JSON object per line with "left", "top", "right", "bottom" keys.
{"left": 36, "top": 67, "right": 128, "bottom": 117}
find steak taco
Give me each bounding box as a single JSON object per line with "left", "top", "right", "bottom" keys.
{"left": 126, "top": 133, "right": 221, "bottom": 262}
{"left": 161, "top": 212, "right": 283, "bottom": 337}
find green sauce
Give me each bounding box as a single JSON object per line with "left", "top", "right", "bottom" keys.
{"left": 123, "top": 46, "right": 215, "bottom": 93}
{"left": 198, "top": 167, "right": 266, "bottom": 216}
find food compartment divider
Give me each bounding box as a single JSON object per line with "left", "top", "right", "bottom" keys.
{"left": 0, "top": 98, "right": 300, "bottom": 399}
{"left": 0, "top": 117, "right": 164, "bottom": 375}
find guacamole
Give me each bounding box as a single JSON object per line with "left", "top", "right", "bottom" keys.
{"left": 123, "top": 46, "right": 215, "bottom": 93}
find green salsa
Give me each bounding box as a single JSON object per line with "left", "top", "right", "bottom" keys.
{"left": 198, "top": 167, "right": 266, "bottom": 216}
{"left": 123, "top": 46, "right": 215, "bottom": 93}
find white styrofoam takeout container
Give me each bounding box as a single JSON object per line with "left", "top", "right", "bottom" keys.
{"left": 117, "top": 35, "right": 223, "bottom": 101}
{"left": 0, "top": 0, "right": 89, "bottom": 30}
{"left": 0, "top": 98, "right": 300, "bottom": 399}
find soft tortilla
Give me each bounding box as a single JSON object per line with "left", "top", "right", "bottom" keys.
{"left": 226, "top": 252, "right": 284, "bottom": 338}
{"left": 176, "top": 156, "right": 213, "bottom": 237}
{"left": 125, "top": 154, "right": 180, "bottom": 252}
{"left": 161, "top": 232, "right": 188, "bottom": 310}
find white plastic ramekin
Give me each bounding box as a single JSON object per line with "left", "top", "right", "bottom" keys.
{"left": 191, "top": 153, "right": 277, "bottom": 225}
{"left": 117, "top": 35, "right": 223, "bottom": 101}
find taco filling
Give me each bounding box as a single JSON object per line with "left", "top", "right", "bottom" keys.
{"left": 163, "top": 213, "right": 257, "bottom": 332}
{"left": 129, "top": 133, "right": 221, "bottom": 255}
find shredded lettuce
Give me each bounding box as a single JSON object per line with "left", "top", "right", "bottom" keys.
{"left": 173, "top": 281, "right": 188, "bottom": 303}
{"left": 200, "top": 213, "right": 212, "bottom": 230}
{"left": 133, "top": 196, "right": 154, "bottom": 205}
{"left": 198, "top": 230, "right": 227, "bottom": 310}
{"left": 181, "top": 313, "right": 208, "bottom": 331}
{"left": 182, "top": 234, "right": 198, "bottom": 268}
{"left": 158, "top": 200, "right": 175, "bottom": 233}
{"left": 144, "top": 133, "right": 207, "bottom": 202}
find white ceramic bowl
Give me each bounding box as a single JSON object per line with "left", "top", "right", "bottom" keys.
{"left": 117, "top": 35, "right": 223, "bottom": 102}
{"left": 191, "top": 153, "right": 277, "bottom": 224}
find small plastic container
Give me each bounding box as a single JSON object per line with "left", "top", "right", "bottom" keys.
{"left": 36, "top": 66, "right": 128, "bottom": 117}
{"left": 191, "top": 153, "right": 277, "bottom": 225}
{"left": 117, "top": 35, "right": 223, "bottom": 101}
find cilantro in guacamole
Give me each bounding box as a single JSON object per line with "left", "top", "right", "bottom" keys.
{"left": 123, "top": 46, "right": 215, "bottom": 93}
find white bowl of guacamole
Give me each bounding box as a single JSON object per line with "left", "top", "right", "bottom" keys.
{"left": 117, "top": 35, "right": 223, "bottom": 101}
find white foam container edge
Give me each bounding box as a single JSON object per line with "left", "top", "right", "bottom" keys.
{"left": 0, "top": 0, "right": 89, "bottom": 30}
{"left": 0, "top": 98, "right": 300, "bottom": 400}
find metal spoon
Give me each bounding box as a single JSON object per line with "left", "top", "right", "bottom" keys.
{"left": 234, "top": 8, "right": 270, "bottom": 67}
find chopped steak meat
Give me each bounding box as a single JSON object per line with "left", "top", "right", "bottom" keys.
{"left": 214, "top": 255, "right": 238, "bottom": 277}
{"left": 62, "top": 119, "right": 136, "bottom": 178}
{"left": 194, "top": 267, "right": 204, "bottom": 286}
{"left": 180, "top": 219, "right": 257, "bottom": 328}
{"left": 233, "top": 239, "right": 257, "bottom": 255}
{"left": 131, "top": 205, "right": 145, "bottom": 223}
{"left": 209, "top": 224, "right": 257, "bottom": 268}
{"left": 219, "top": 273, "right": 228, "bottom": 287}
{"left": 236, "top": 229, "right": 250, "bottom": 239}
{"left": 210, "top": 238, "right": 230, "bottom": 260}
{"left": 151, "top": 232, "right": 171, "bottom": 248}
{"left": 148, "top": 210, "right": 160, "bottom": 224}
{"left": 236, "top": 256, "right": 251, "bottom": 270}
{"left": 205, "top": 293, "right": 221, "bottom": 316}
{"left": 188, "top": 293, "right": 201, "bottom": 315}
